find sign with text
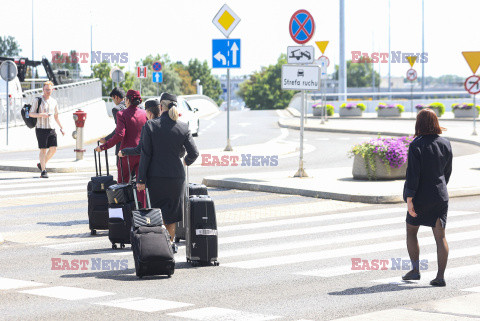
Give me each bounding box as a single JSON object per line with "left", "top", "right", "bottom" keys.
{"left": 287, "top": 46, "right": 315, "bottom": 64}
{"left": 281, "top": 64, "right": 320, "bottom": 90}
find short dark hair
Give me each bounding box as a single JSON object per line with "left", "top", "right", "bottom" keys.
{"left": 415, "top": 109, "right": 444, "bottom": 137}
{"left": 109, "top": 87, "right": 125, "bottom": 99}
{"left": 145, "top": 99, "right": 160, "bottom": 118}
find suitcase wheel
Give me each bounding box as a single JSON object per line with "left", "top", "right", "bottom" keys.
{"left": 112, "top": 244, "right": 117, "bottom": 249}
{"left": 174, "top": 237, "right": 180, "bottom": 243}
{"left": 214, "top": 261, "right": 220, "bottom": 266}
{"left": 121, "top": 243, "right": 125, "bottom": 249}
{"left": 90, "top": 229, "right": 96, "bottom": 236}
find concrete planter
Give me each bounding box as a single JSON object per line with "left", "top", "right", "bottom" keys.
{"left": 312, "top": 107, "right": 326, "bottom": 116}
{"left": 352, "top": 154, "right": 407, "bottom": 180}
{"left": 417, "top": 108, "right": 441, "bottom": 117}
{"left": 453, "top": 108, "right": 479, "bottom": 118}
{"left": 340, "top": 108, "right": 363, "bottom": 117}
{"left": 377, "top": 108, "right": 401, "bottom": 117}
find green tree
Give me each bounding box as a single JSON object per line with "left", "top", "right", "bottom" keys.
{"left": 187, "top": 59, "right": 222, "bottom": 105}
{"left": 91, "top": 62, "right": 134, "bottom": 97}
{"left": 333, "top": 58, "right": 380, "bottom": 87}
{"left": 237, "top": 54, "right": 296, "bottom": 110}
{"left": 134, "top": 54, "right": 182, "bottom": 97}
{"left": 0, "top": 36, "right": 21, "bottom": 56}
{"left": 173, "top": 62, "right": 196, "bottom": 95}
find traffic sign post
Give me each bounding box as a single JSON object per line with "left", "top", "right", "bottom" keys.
{"left": 0, "top": 60, "right": 18, "bottom": 145}
{"left": 406, "top": 68, "right": 417, "bottom": 116}
{"left": 152, "top": 61, "right": 162, "bottom": 72}
{"left": 152, "top": 72, "right": 163, "bottom": 83}
{"left": 137, "top": 66, "right": 147, "bottom": 96}
{"left": 212, "top": 4, "right": 241, "bottom": 152}
{"left": 286, "top": 9, "right": 316, "bottom": 178}
{"left": 287, "top": 46, "right": 315, "bottom": 64}
{"left": 464, "top": 75, "right": 480, "bottom": 135}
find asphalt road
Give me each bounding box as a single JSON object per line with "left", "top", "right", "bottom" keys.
{"left": 1, "top": 110, "right": 480, "bottom": 320}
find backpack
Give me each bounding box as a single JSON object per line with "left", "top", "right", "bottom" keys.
{"left": 21, "top": 97, "right": 42, "bottom": 129}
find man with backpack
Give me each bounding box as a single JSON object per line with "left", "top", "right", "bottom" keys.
{"left": 28, "top": 81, "right": 65, "bottom": 178}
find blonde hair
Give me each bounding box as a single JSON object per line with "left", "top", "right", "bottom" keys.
{"left": 43, "top": 80, "right": 54, "bottom": 88}
{"left": 161, "top": 99, "right": 179, "bottom": 121}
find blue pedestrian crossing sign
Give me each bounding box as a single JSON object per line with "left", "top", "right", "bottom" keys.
{"left": 152, "top": 72, "right": 163, "bottom": 83}
{"left": 212, "top": 39, "right": 241, "bottom": 68}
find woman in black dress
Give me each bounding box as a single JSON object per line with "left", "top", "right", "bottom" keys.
{"left": 402, "top": 109, "right": 453, "bottom": 286}
{"left": 137, "top": 93, "right": 199, "bottom": 253}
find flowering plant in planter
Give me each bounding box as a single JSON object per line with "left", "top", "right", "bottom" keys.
{"left": 312, "top": 103, "right": 334, "bottom": 116}
{"left": 427, "top": 102, "right": 445, "bottom": 116}
{"left": 415, "top": 103, "right": 427, "bottom": 110}
{"left": 375, "top": 102, "right": 405, "bottom": 113}
{"left": 340, "top": 102, "right": 366, "bottom": 111}
{"left": 349, "top": 136, "right": 413, "bottom": 180}
{"left": 452, "top": 103, "right": 480, "bottom": 111}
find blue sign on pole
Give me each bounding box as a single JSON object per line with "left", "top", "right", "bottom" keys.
{"left": 152, "top": 72, "right": 163, "bottom": 83}
{"left": 212, "top": 39, "right": 241, "bottom": 69}
{"left": 153, "top": 61, "right": 162, "bottom": 72}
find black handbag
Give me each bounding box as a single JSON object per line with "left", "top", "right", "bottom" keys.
{"left": 132, "top": 187, "right": 164, "bottom": 228}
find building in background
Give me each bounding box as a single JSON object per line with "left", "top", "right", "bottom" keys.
{"left": 218, "top": 75, "right": 247, "bottom": 110}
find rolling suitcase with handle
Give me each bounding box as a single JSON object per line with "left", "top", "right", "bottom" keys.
{"left": 88, "top": 143, "right": 117, "bottom": 235}
{"left": 185, "top": 166, "right": 219, "bottom": 266}
{"left": 131, "top": 188, "right": 175, "bottom": 278}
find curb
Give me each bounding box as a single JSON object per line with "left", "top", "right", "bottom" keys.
{"left": 202, "top": 177, "right": 403, "bottom": 204}
{"left": 278, "top": 120, "right": 480, "bottom": 148}
{"left": 202, "top": 177, "right": 480, "bottom": 204}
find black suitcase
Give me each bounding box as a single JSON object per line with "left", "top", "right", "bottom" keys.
{"left": 175, "top": 168, "right": 208, "bottom": 243}
{"left": 131, "top": 226, "right": 175, "bottom": 278}
{"left": 87, "top": 143, "right": 117, "bottom": 235}
{"left": 131, "top": 188, "right": 175, "bottom": 278}
{"left": 107, "top": 183, "right": 134, "bottom": 205}
{"left": 186, "top": 192, "right": 219, "bottom": 266}
{"left": 108, "top": 201, "right": 134, "bottom": 249}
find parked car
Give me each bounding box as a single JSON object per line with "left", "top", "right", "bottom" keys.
{"left": 148, "top": 96, "right": 199, "bottom": 137}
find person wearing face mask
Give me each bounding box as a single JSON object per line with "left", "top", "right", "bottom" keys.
{"left": 136, "top": 93, "right": 199, "bottom": 253}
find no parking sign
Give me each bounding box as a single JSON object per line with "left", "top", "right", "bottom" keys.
{"left": 289, "top": 10, "right": 315, "bottom": 44}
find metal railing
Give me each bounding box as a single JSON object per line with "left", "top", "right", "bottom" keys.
{"left": 0, "top": 79, "right": 102, "bottom": 128}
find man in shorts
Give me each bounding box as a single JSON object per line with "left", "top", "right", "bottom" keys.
{"left": 29, "top": 81, "right": 65, "bottom": 178}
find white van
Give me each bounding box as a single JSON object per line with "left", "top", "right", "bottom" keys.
{"left": 0, "top": 77, "right": 24, "bottom": 123}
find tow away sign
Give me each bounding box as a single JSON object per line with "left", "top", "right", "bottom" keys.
{"left": 281, "top": 65, "right": 320, "bottom": 90}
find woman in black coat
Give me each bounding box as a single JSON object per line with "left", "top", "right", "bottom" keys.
{"left": 402, "top": 109, "right": 453, "bottom": 286}
{"left": 137, "top": 93, "right": 199, "bottom": 253}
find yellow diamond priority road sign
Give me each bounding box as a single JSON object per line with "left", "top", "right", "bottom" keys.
{"left": 213, "top": 4, "right": 241, "bottom": 38}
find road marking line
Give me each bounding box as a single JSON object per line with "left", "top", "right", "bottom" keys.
{"left": 219, "top": 211, "right": 478, "bottom": 245}
{"left": 0, "top": 277, "right": 44, "bottom": 290}
{"left": 167, "top": 307, "right": 281, "bottom": 320}
{"left": 0, "top": 179, "right": 90, "bottom": 191}
{"left": 372, "top": 264, "right": 480, "bottom": 285}
{"left": 219, "top": 208, "right": 406, "bottom": 232}
{"left": 296, "top": 244, "right": 480, "bottom": 277}
{"left": 315, "top": 138, "right": 330, "bottom": 141}
{"left": 19, "top": 286, "right": 115, "bottom": 300}
{"left": 95, "top": 297, "right": 193, "bottom": 312}
{"left": 462, "top": 286, "right": 480, "bottom": 293}
{"left": 42, "top": 239, "right": 105, "bottom": 250}
{"left": 222, "top": 230, "right": 480, "bottom": 269}
{"left": 0, "top": 184, "right": 88, "bottom": 196}
{"left": 0, "top": 175, "right": 87, "bottom": 186}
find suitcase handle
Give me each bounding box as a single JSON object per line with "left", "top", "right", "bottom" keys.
{"left": 94, "top": 141, "right": 110, "bottom": 177}
{"left": 133, "top": 187, "right": 151, "bottom": 210}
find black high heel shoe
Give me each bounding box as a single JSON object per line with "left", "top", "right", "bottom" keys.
{"left": 430, "top": 278, "right": 446, "bottom": 287}
{"left": 402, "top": 270, "right": 421, "bottom": 281}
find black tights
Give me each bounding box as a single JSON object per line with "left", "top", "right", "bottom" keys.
{"left": 406, "top": 219, "right": 449, "bottom": 279}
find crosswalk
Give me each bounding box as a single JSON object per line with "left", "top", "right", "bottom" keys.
{"left": 2, "top": 172, "right": 480, "bottom": 319}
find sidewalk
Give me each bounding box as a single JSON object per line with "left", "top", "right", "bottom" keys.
{"left": 333, "top": 292, "right": 480, "bottom": 320}
{"left": 203, "top": 109, "right": 480, "bottom": 204}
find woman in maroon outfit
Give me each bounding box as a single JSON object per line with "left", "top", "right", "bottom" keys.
{"left": 95, "top": 90, "right": 147, "bottom": 200}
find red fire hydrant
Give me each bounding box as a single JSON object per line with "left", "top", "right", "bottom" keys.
{"left": 73, "top": 109, "right": 87, "bottom": 160}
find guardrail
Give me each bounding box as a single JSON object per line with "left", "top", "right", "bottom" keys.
{"left": 0, "top": 79, "right": 102, "bottom": 128}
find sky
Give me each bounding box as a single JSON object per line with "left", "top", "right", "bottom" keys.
{"left": 1, "top": 0, "right": 479, "bottom": 80}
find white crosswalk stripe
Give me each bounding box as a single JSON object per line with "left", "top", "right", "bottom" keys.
{"left": 167, "top": 307, "right": 281, "bottom": 320}
{"left": 19, "top": 286, "right": 115, "bottom": 300}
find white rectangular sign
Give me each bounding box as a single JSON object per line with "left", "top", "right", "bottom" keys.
{"left": 287, "top": 46, "right": 315, "bottom": 64}
{"left": 281, "top": 65, "right": 320, "bottom": 90}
